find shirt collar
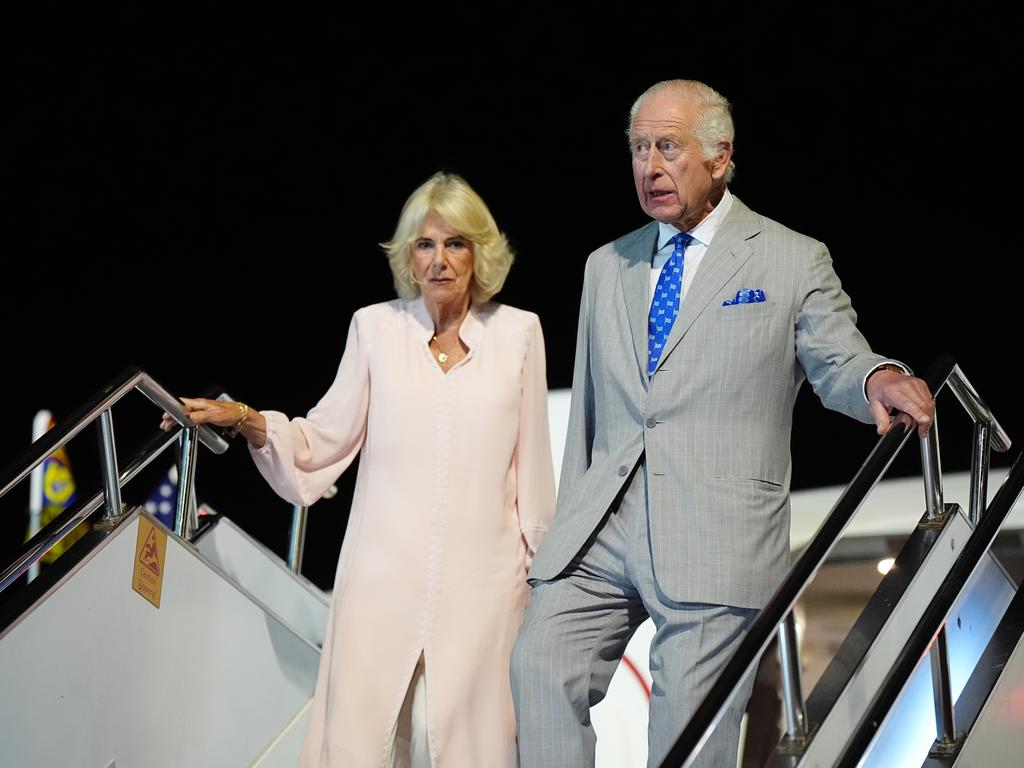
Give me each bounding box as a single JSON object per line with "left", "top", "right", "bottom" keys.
{"left": 656, "top": 187, "right": 734, "bottom": 251}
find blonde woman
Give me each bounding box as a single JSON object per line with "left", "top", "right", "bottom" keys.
{"left": 167, "top": 172, "right": 555, "bottom": 767}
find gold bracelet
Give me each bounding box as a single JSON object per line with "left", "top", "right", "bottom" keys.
{"left": 228, "top": 402, "right": 250, "bottom": 438}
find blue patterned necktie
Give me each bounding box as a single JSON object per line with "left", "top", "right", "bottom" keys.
{"left": 648, "top": 232, "right": 692, "bottom": 376}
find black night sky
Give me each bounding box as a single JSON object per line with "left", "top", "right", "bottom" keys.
{"left": 3, "top": 5, "right": 1018, "bottom": 588}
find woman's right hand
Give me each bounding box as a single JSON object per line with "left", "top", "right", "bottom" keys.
{"left": 161, "top": 399, "right": 234, "bottom": 430}
{"left": 161, "top": 396, "right": 267, "bottom": 447}
{"left": 160, "top": 397, "right": 239, "bottom": 431}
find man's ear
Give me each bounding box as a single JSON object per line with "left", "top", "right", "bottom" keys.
{"left": 711, "top": 141, "right": 733, "bottom": 179}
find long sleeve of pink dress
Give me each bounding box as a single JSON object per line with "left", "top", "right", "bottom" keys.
{"left": 248, "top": 297, "right": 556, "bottom": 767}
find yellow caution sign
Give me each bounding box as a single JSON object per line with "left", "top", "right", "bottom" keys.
{"left": 132, "top": 516, "right": 167, "bottom": 608}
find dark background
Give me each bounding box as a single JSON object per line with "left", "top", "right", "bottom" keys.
{"left": 3, "top": 5, "right": 1017, "bottom": 589}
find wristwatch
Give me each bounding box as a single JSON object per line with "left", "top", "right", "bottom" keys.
{"left": 873, "top": 363, "right": 908, "bottom": 376}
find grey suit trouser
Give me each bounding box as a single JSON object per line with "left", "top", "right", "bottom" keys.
{"left": 511, "top": 462, "right": 758, "bottom": 768}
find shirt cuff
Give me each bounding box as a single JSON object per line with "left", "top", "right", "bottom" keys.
{"left": 251, "top": 410, "right": 275, "bottom": 456}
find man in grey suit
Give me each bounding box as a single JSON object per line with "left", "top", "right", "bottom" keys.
{"left": 510, "top": 79, "right": 935, "bottom": 767}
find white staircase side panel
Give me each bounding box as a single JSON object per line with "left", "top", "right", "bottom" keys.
{"left": 194, "top": 516, "right": 329, "bottom": 648}
{"left": 0, "top": 512, "right": 320, "bottom": 768}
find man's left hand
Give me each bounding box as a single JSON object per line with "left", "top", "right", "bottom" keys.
{"left": 867, "top": 369, "right": 935, "bottom": 437}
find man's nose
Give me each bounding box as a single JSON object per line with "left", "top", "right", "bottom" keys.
{"left": 643, "top": 149, "right": 663, "bottom": 177}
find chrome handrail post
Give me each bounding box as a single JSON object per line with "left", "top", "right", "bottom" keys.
{"left": 777, "top": 610, "right": 809, "bottom": 742}
{"left": 174, "top": 426, "right": 200, "bottom": 539}
{"left": 288, "top": 505, "right": 308, "bottom": 574}
{"left": 96, "top": 409, "right": 124, "bottom": 525}
{"left": 920, "top": 409, "right": 943, "bottom": 522}
{"left": 969, "top": 421, "right": 991, "bottom": 526}
{"left": 929, "top": 624, "right": 958, "bottom": 752}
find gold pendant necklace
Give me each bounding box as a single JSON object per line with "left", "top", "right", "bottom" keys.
{"left": 432, "top": 336, "right": 449, "bottom": 364}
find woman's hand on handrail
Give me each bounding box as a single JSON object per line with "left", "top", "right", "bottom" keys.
{"left": 160, "top": 397, "right": 268, "bottom": 448}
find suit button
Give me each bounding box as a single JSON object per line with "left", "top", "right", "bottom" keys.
{"left": 645, "top": 417, "right": 657, "bottom": 428}
{"left": 617, "top": 465, "right": 628, "bottom": 477}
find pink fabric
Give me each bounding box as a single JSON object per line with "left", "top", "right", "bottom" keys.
{"left": 249, "top": 297, "right": 556, "bottom": 767}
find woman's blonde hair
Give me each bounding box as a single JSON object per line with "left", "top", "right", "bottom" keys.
{"left": 381, "top": 172, "right": 514, "bottom": 302}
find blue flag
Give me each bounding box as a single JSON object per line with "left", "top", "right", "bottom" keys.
{"left": 142, "top": 466, "right": 178, "bottom": 529}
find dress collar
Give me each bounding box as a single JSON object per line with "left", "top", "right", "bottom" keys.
{"left": 408, "top": 294, "right": 486, "bottom": 350}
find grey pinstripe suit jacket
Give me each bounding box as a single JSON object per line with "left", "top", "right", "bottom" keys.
{"left": 529, "top": 196, "right": 890, "bottom": 608}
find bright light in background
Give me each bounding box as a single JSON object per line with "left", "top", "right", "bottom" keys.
{"left": 877, "top": 557, "right": 895, "bottom": 575}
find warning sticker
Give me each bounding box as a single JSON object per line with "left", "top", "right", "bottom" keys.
{"left": 132, "top": 515, "right": 167, "bottom": 608}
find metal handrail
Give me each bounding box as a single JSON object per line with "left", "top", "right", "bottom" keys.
{"left": 0, "top": 367, "right": 228, "bottom": 499}
{"left": 659, "top": 355, "right": 1011, "bottom": 767}
{"left": 0, "top": 430, "right": 180, "bottom": 592}
{"left": 0, "top": 367, "right": 230, "bottom": 590}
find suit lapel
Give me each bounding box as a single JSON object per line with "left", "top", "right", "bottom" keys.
{"left": 618, "top": 223, "right": 660, "bottom": 387}
{"left": 651, "top": 198, "right": 761, "bottom": 375}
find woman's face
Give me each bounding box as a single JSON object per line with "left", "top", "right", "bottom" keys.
{"left": 412, "top": 212, "right": 475, "bottom": 307}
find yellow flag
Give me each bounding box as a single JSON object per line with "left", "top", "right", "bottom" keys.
{"left": 28, "top": 420, "right": 90, "bottom": 563}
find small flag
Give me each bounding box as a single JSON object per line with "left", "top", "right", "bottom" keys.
{"left": 28, "top": 428, "right": 89, "bottom": 563}
{"left": 142, "top": 465, "right": 179, "bottom": 529}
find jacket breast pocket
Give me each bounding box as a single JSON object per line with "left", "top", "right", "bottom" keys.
{"left": 715, "top": 302, "right": 785, "bottom": 322}
{"left": 703, "top": 304, "right": 792, "bottom": 362}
